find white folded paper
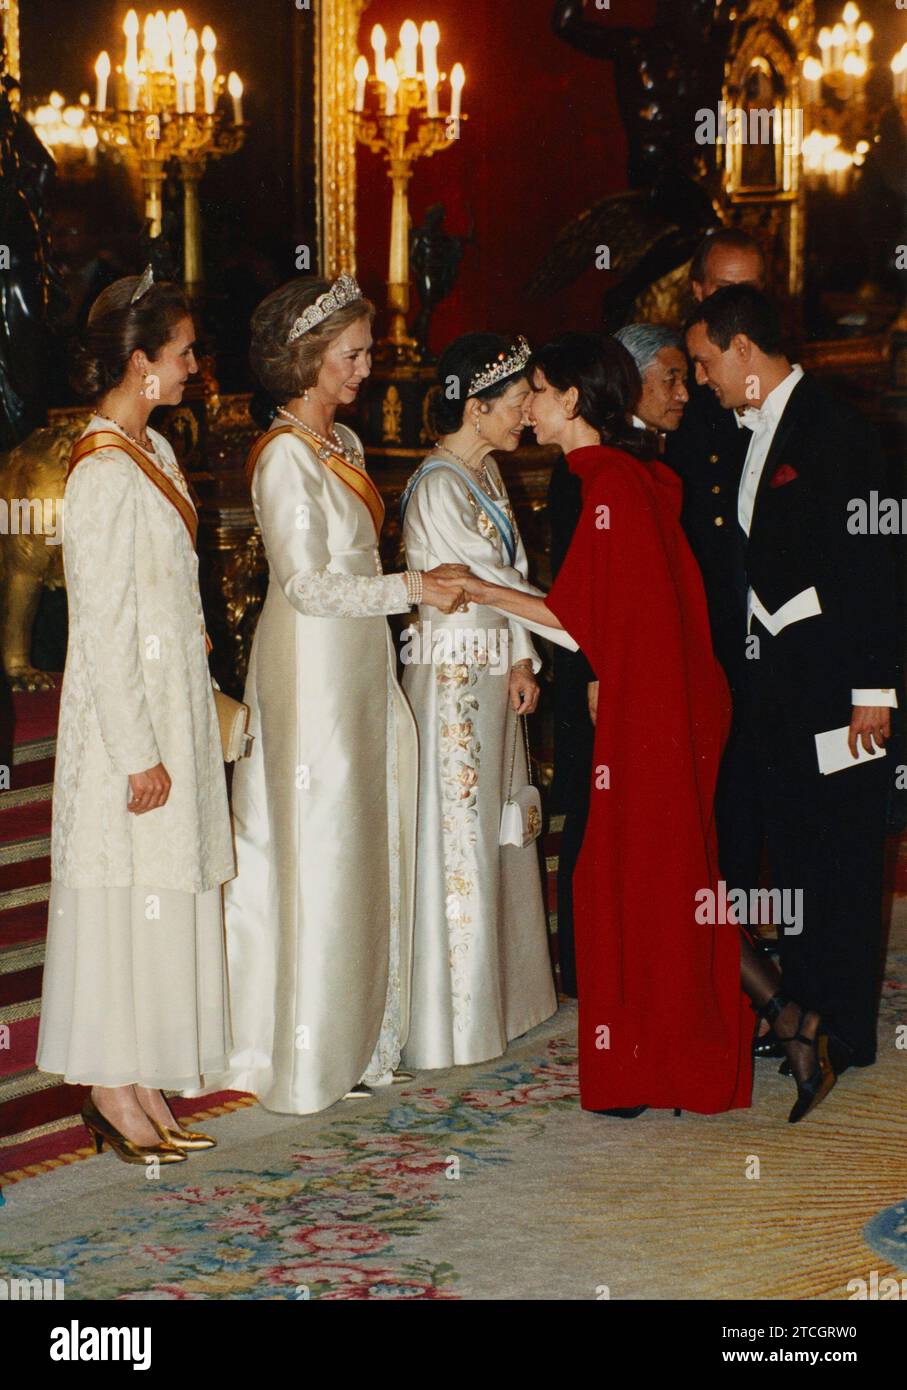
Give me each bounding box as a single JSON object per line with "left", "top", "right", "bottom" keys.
{"left": 815, "top": 725, "right": 887, "bottom": 776}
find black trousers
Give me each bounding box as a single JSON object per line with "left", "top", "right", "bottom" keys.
{"left": 714, "top": 682, "right": 764, "bottom": 899}
{"left": 738, "top": 682, "right": 888, "bottom": 1065}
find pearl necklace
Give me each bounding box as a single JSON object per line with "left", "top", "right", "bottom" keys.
{"left": 277, "top": 406, "right": 362, "bottom": 467}
{"left": 435, "top": 441, "right": 495, "bottom": 494}
{"left": 98, "top": 413, "right": 156, "bottom": 456}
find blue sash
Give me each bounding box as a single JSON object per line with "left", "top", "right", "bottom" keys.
{"left": 400, "top": 458, "right": 517, "bottom": 567}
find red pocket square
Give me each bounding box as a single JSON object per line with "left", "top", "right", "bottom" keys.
{"left": 769, "top": 463, "right": 799, "bottom": 488}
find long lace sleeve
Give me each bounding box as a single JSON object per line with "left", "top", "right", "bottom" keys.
{"left": 252, "top": 434, "right": 413, "bottom": 619}
{"left": 291, "top": 568, "right": 410, "bottom": 617}
{"left": 64, "top": 454, "right": 161, "bottom": 775}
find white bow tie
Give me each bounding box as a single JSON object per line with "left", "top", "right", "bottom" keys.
{"left": 738, "top": 406, "right": 771, "bottom": 437}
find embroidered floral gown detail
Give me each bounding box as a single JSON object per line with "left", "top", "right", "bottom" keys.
{"left": 400, "top": 453, "right": 565, "bottom": 1068}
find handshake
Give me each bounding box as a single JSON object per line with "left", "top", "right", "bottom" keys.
{"left": 420, "top": 564, "right": 488, "bottom": 614}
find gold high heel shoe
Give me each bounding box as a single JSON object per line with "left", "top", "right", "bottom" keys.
{"left": 82, "top": 1097, "right": 187, "bottom": 1166}
{"left": 150, "top": 1119, "right": 217, "bottom": 1151}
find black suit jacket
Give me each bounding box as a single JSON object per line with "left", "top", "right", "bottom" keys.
{"left": 548, "top": 452, "right": 596, "bottom": 810}
{"left": 664, "top": 385, "right": 751, "bottom": 693}
{"left": 742, "top": 372, "right": 900, "bottom": 733}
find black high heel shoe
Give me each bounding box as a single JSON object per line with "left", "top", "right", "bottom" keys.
{"left": 780, "top": 1032, "right": 854, "bottom": 1079}
{"left": 758, "top": 992, "right": 837, "bottom": 1124}
{"left": 594, "top": 1106, "right": 648, "bottom": 1118}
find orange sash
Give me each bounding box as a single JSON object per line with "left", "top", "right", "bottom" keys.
{"left": 68, "top": 431, "right": 199, "bottom": 550}
{"left": 244, "top": 422, "right": 385, "bottom": 540}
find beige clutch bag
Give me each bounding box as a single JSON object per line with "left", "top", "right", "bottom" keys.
{"left": 212, "top": 683, "right": 254, "bottom": 762}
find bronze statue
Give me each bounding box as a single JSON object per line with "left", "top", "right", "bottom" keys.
{"left": 410, "top": 203, "right": 475, "bottom": 358}
{"left": 529, "top": 0, "right": 747, "bottom": 325}
{"left": 0, "top": 37, "right": 60, "bottom": 449}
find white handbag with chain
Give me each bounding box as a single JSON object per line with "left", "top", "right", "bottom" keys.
{"left": 499, "top": 713, "right": 542, "bottom": 848}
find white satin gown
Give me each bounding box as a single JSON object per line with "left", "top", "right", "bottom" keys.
{"left": 186, "top": 423, "right": 418, "bottom": 1113}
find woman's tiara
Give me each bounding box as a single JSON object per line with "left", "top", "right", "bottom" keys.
{"left": 466, "top": 336, "right": 531, "bottom": 397}
{"left": 287, "top": 273, "right": 364, "bottom": 343}
{"left": 130, "top": 264, "right": 154, "bottom": 304}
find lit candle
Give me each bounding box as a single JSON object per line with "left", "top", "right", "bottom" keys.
{"left": 124, "top": 9, "right": 139, "bottom": 68}
{"left": 201, "top": 53, "right": 216, "bottom": 114}
{"left": 842, "top": 49, "right": 861, "bottom": 99}
{"left": 400, "top": 20, "right": 419, "bottom": 79}
{"left": 893, "top": 47, "right": 907, "bottom": 99}
{"left": 185, "top": 29, "right": 199, "bottom": 112}
{"left": 420, "top": 20, "right": 439, "bottom": 76}
{"left": 143, "top": 14, "right": 155, "bottom": 66}
{"left": 371, "top": 25, "right": 387, "bottom": 78}
{"left": 802, "top": 56, "right": 822, "bottom": 105}
{"left": 353, "top": 55, "right": 368, "bottom": 112}
{"left": 124, "top": 53, "right": 140, "bottom": 110}
{"left": 384, "top": 59, "right": 399, "bottom": 116}
{"left": 201, "top": 25, "right": 217, "bottom": 113}
{"left": 169, "top": 8, "right": 188, "bottom": 105}
{"left": 228, "top": 71, "right": 243, "bottom": 124}
{"left": 817, "top": 28, "right": 832, "bottom": 74}
{"left": 450, "top": 62, "right": 465, "bottom": 121}
{"left": 843, "top": 2, "right": 859, "bottom": 41}
{"left": 84, "top": 123, "right": 98, "bottom": 167}
{"left": 831, "top": 23, "right": 846, "bottom": 72}
{"left": 425, "top": 61, "right": 439, "bottom": 117}
{"left": 856, "top": 21, "right": 873, "bottom": 64}
{"left": 95, "top": 51, "right": 111, "bottom": 110}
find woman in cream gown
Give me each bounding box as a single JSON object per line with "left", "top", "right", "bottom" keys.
{"left": 37, "top": 272, "right": 231, "bottom": 1162}
{"left": 400, "top": 333, "right": 579, "bottom": 1069}
{"left": 189, "top": 276, "right": 468, "bottom": 1114}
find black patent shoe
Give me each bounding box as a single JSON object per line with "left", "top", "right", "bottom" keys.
{"left": 594, "top": 1105, "right": 648, "bottom": 1118}
{"left": 753, "top": 1031, "right": 786, "bottom": 1060}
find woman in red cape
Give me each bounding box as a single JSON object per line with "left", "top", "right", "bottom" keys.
{"left": 458, "top": 333, "right": 838, "bottom": 1124}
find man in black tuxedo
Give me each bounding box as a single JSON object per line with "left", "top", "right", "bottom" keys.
{"left": 666, "top": 230, "right": 766, "bottom": 900}
{"left": 686, "top": 286, "right": 899, "bottom": 1069}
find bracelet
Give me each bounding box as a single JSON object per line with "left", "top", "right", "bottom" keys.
{"left": 512, "top": 660, "right": 534, "bottom": 672}
{"left": 404, "top": 570, "right": 423, "bottom": 606}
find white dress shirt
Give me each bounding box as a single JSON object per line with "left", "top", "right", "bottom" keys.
{"left": 736, "top": 366, "right": 895, "bottom": 709}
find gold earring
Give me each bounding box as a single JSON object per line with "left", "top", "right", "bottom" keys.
{"left": 474, "top": 418, "right": 481, "bottom": 435}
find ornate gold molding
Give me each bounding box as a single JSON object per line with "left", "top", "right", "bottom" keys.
{"left": 1, "top": 0, "right": 21, "bottom": 98}
{"left": 316, "top": 0, "right": 368, "bottom": 276}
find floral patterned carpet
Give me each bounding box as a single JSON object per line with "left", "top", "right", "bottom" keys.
{"left": 0, "top": 920, "right": 904, "bottom": 1300}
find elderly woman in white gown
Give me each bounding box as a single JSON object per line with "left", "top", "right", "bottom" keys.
{"left": 190, "top": 276, "right": 469, "bottom": 1114}
{"left": 399, "top": 333, "right": 579, "bottom": 1069}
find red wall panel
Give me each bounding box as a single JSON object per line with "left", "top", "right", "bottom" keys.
{"left": 354, "top": 0, "right": 654, "bottom": 352}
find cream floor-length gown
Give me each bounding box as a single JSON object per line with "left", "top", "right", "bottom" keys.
{"left": 187, "top": 422, "right": 418, "bottom": 1114}
{"left": 400, "top": 453, "right": 576, "bottom": 1068}
{"left": 37, "top": 417, "right": 235, "bottom": 1089}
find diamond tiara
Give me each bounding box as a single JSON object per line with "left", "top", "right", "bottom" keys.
{"left": 287, "top": 273, "right": 365, "bottom": 343}
{"left": 466, "top": 335, "right": 531, "bottom": 397}
{"left": 130, "top": 264, "right": 154, "bottom": 304}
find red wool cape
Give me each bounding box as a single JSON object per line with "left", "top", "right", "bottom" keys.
{"left": 546, "top": 445, "right": 753, "bottom": 1113}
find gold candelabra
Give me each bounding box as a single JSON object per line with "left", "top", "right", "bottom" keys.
{"left": 353, "top": 20, "right": 466, "bottom": 365}
{"left": 89, "top": 9, "right": 245, "bottom": 296}
{"left": 800, "top": 2, "right": 907, "bottom": 194}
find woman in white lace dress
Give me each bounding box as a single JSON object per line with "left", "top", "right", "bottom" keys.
{"left": 37, "top": 272, "right": 232, "bottom": 1163}
{"left": 190, "top": 276, "right": 468, "bottom": 1114}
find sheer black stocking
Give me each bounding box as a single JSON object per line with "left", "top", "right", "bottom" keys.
{"left": 740, "top": 933, "right": 820, "bottom": 1088}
